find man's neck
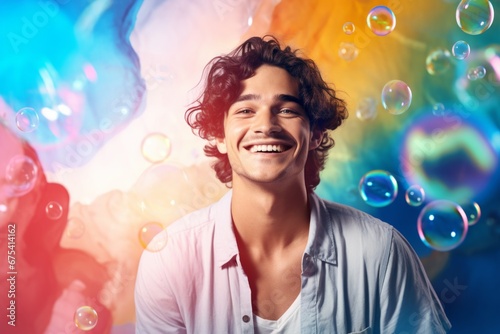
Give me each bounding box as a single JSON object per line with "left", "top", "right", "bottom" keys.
{"left": 230, "top": 180, "right": 311, "bottom": 258}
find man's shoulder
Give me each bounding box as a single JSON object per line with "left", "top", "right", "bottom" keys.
{"left": 316, "top": 195, "right": 393, "bottom": 233}
{"left": 313, "top": 195, "right": 398, "bottom": 256}
{"left": 166, "top": 202, "right": 217, "bottom": 236}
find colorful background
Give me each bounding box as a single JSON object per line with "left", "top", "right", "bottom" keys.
{"left": 1, "top": 0, "right": 499, "bottom": 333}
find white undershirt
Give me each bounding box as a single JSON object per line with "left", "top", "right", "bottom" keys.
{"left": 253, "top": 294, "right": 301, "bottom": 334}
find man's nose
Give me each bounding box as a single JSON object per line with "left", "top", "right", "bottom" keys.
{"left": 252, "top": 109, "right": 281, "bottom": 134}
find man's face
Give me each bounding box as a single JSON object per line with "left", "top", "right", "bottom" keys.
{"left": 216, "top": 64, "right": 321, "bottom": 188}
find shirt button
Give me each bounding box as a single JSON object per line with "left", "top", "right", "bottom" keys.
{"left": 242, "top": 315, "right": 250, "bottom": 323}
{"left": 302, "top": 255, "right": 316, "bottom": 276}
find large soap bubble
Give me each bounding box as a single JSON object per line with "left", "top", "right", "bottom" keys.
{"left": 417, "top": 200, "right": 468, "bottom": 251}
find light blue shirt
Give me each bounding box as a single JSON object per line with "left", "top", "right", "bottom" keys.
{"left": 135, "top": 190, "right": 451, "bottom": 333}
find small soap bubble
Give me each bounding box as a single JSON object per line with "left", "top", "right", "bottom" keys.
{"left": 432, "top": 103, "right": 446, "bottom": 116}
{"left": 356, "top": 97, "right": 377, "bottom": 121}
{"left": 15, "top": 107, "right": 39, "bottom": 133}
{"left": 381, "top": 80, "right": 412, "bottom": 115}
{"left": 5, "top": 155, "right": 38, "bottom": 197}
{"left": 367, "top": 6, "right": 396, "bottom": 36}
{"left": 139, "top": 222, "right": 167, "bottom": 251}
{"left": 74, "top": 306, "right": 98, "bottom": 331}
{"left": 417, "top": 200, "right": 468, "bottom": 251}
{"left": 46, "top": 201, "right": 63, "bottom": 220}
{"left": 405, "top": 185, "right": 425, "bottom": 206}
{"left": 343, "top": 22, "right": 355, "bottom": 35}
{"left": 66, "top": 217, "right": 86, "bottom": 239}
{"left": 359, "top": 170, "right": 398, "bottom": 207}
{"left": 0, "top": 200, "right": 8, "bottom": 214}
{"left": 460, "top": 202, "right": 481, "bottom": 225}
{"left": 141, "top": 133, "right": 172, "bottom": 163}
{"left": 426, "top": 48, "right": 452, "bottom": 75}
{"left": 467, "top": 65, "right": 487, "bottom": 80}
{"left": 456, "top": 0, "right": 494, "bottom": 35}
{"left": 338, "top": 42, "right": 359, "bottom": 61}
{"left": 452, "top": 40, "right": 471, "bottom": 60}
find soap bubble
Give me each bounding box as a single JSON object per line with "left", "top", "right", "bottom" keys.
{"left": 5, "top": 155, "right": 39, "bottom": 197}
{"left": 426, "top": 48, "right": 452, "bottom": 75}
{"left": 460, "top": 202, "right": 481, "bottom": 225}
{"left": 467, "top": 65, "right": 486, "bottom": 80}
{"left": 74, "top": 306, "right": 98, "bottom": 330}
{"left": 139, "top": 222, "right": 167, "bottom": 251}
{"left": 417, "top": 200, "right": 468, "bottom": 251}
{"left": 405, "top": 185, "right": 425, "bottom": 206}
{"left": 141, "top": 133, "right": 172, "bottom": 163}
{"left": 359, "top": 170, "right": 398, "bottom": 207}
{"left": 46, "top": 201, "right": 63, "bottom": 220}
{"left": 432, "top": 103, "right": 446, "bottom": 116}
{"left": 367, "top": 6, "right": 396, "bottom": 36}
{"left": 456, "top": 0, "right": 495, "bottom": 35}
{"left": 355, "top": 97, "right": 377, "bottom": 121}
{"left": 452, "top": 40, "right": 471, "bottom": 60}
{"left": 0, "top": 200, "right": 7, "bottom": 214}
{"left": 15, "top": 107, "right": 39, "bottom": 133}
{"left": 338, "top": 42, "right": 359, "bottom": 61}
{"left": 66, "top": 217, "right": 86, "bottom": 239}
{"left": 343, "top": 22, "right": 355, "bottom": 35}
{"left": 381, "top": 80, "right": 412, "bottom": 115}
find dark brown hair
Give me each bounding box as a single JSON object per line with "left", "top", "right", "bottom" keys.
{"left": 185, "top": 36, "right": 348, "bottom": 191}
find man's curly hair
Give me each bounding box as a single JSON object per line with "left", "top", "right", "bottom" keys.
{"left": 185, "top": 36, "right": 348, "bottom": 192}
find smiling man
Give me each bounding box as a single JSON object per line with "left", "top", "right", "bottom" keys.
{"left": 135, "top": 36, "right": 451, "bottom": 333}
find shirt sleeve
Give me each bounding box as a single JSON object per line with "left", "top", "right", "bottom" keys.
{"left": 135, "top": 237, "right": 186, "bottom": 334}
{"left": 379, "top": 228, "right": 452, "bottom": 334}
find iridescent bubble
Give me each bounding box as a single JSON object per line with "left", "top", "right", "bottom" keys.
{"left": 0, "top": 200, "right": 7, "bottom": 214}
{"left": 45, "top": 201, "right": 63, "bottom": 220}
{"left": 426, "top": 48, "right": 452, "bottom": 75}
{"left": 338, "top": 42, "right": 359, "bottom": 61}
{"left": 66, "top": 217, "right": 86, "bottom": 239}
{"left": 139, "top": 222, "right": 167, "bottom": 251}
{"left": 343, "top": 22, "right": 355, "bottom": 35}
{"left": 381, "top": 80, "right": 412, "bottom": 115}
{"left": 432, "top": 103, "right": 446, "bottom": 116}
{"left": 452, "top": 40, "right": 471, "bottom": 60}
{"left": 15, "top": 107, "right": 39, "bottom": 133}
{"left": 355, "top": 97, "right": 377, "bottom": 121}
{"left": 467, "top": 65, "right": 487, "bottom": 80}
{"left": 454, "top": 45, "right": 500, "bottom": 110}
{"left": 460, "top": 202, "right": 482, "bottom": 225}
{"left": 405, "top": 185, "right": 426, "bottom": 206}
{"left": 400, "top": 112, "right": 498, "bottom": 203}
{"left": 456, "top": 0, "right": 495, "bottom": 35}
{"left": 417, "top": 200, "right": 468, "bottom": 251}
{"left": 74, "top": 306, "right": 98, "bottom": 330}
{"left": 367, "top": 6, "right": 396, "bottom": 36}
{"left": 141, "top": 133, "right": 172, "bottom": 163}
{"left": 358, "top": 170, "right": 398, "bottom": 207}
{"left": 5, "top": 155, "right": 38, "bottom": 197}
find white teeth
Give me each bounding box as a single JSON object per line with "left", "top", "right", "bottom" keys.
{"left": 250, "top": 145, "right": 285, "bottom": 153}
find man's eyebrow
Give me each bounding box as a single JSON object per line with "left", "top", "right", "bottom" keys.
{"left": 275, "top": 94, "right": 303, "bottom": 105}
{"left": 234, "top": 93, "right": 303, "bottom": 105}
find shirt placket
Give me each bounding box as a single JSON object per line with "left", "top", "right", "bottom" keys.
{"left": 236, "top": 254, "right": 254, "bottom": 334}
{"left": 300, "top": 253, "right": 318, "bottom": 334}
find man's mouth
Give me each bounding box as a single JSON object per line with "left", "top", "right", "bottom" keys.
{"left": 248, "top": 144, "right": 290, "bottom": 153}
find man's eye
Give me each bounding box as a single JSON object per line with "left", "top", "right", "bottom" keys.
{"left": 237, "top": 109, "right": 252, "bottom": 114}
{"left": 280, "top": 108, "right": 297, "bottom": 114}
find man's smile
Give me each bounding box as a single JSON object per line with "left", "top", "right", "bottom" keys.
{"left": 246, "top": 144, "right": 292, "bottom": 153}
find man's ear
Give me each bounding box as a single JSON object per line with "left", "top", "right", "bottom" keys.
{"left": 309, "top": 128, "right": 323, "bottom": 150}
{"left": 215, "top": 137, "right": 227, "bottom": 154}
